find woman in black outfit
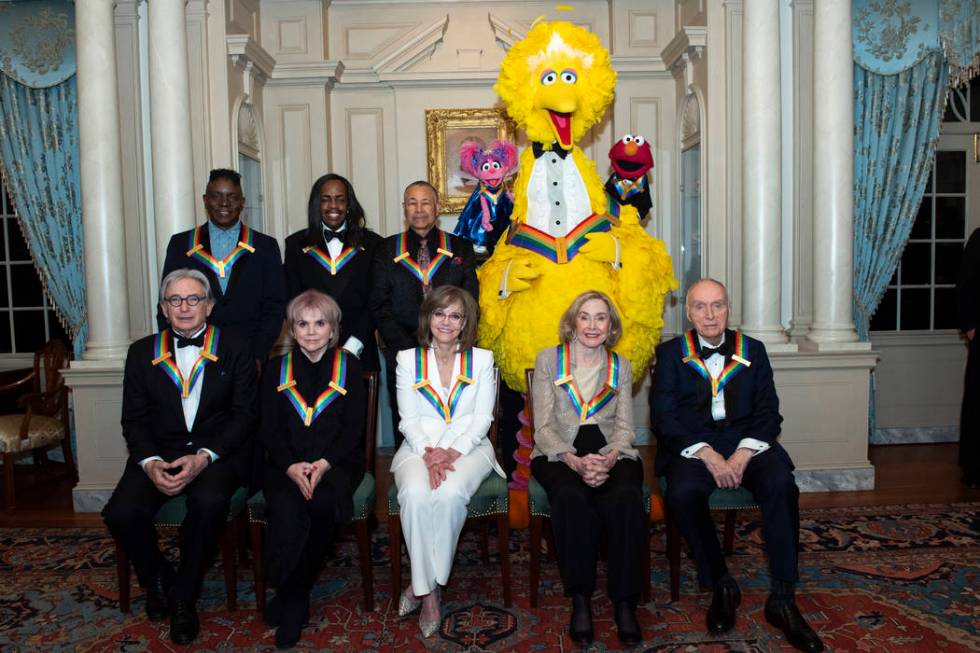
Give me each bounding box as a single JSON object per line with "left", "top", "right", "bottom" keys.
{"left": 284, "top": 174, "right": 383, "bottom": 371}
{"left": 259, "top": 289, "right": 366, "bottom": 648}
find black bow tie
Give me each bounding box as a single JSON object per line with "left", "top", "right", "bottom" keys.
{"left": 323, "top": 227, "right": 346, "bottom": 243}
{"left": 176, "top": 334, "right": 205, "bottom": 349}
{"left": 532, "top": 142, "right": 570, "bottom": 160}
{"left": 699, "top": 339, "right": 732, "bottom": 359}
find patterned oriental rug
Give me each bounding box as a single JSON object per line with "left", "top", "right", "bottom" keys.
{"left": 1, "top": 502, "right": 978, "bottom": 652}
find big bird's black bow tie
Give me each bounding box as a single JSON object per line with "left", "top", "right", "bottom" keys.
{"left": 532, "top": 142, "right": 570, "bottom": 160}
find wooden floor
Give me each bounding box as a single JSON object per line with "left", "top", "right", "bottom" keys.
{"left": 1, "top": 443, "right": 978, "bottom": 528}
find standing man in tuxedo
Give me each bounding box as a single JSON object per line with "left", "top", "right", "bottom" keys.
{"left": 370, "top": 180, "right": 479, "bottom": 442}
{"left": 957, "top": 227, "right": 980, "bottom": 487}
{"left": 104, "top": 269, "right": 257, "bottom": 645}
{"left": 651, "top": 279, "right": 823, "bottom": 653}
{"left": 159, "top": 169, "right": 285, "bottom": 367}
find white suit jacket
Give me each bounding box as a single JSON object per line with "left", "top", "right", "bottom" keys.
{"left": 390, "top": 346, "right": 505, "bottom": 478}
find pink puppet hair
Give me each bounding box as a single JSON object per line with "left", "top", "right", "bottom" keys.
{"left": 459, "top": 138, "right": 519, "bottom": 178}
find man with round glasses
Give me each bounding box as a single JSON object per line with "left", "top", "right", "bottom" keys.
{"left": 104, "top": 268, "right": 257, "bottom": 645}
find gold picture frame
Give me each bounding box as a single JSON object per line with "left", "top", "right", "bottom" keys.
{"left": 426, "top": 108, "right": 517, "bottom": 213}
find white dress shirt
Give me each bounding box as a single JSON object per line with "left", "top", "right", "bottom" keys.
{"left": 680, "top": 332, "right": 771, "bottom": 460}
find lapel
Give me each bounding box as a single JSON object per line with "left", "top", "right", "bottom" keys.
{"left": 679, "top": 329, "right": 750, "bottom": 418}
{"left": 310, "top": 232, "right": 361, "bottom": 299}
{"left": 190, "top": 333, "right": 223, "bottom": 431}
{"left": 186, "top": 222, "right": 256, "bottom": 299}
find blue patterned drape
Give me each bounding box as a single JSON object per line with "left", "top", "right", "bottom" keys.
{"left": 852, "top": 51, "right": 948, "bottom": 339}
{"left": 0, "top": 73, "right": 87, "bottom": 355}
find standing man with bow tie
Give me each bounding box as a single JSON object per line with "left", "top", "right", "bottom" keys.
{"left": 370, "top": 181, "right": 478, "bottom": 443}
{"left": 104, "top": 269, "right": 257, "bottom": 645}
{"left": 650, "top": 279, "right": 824, "bottom": 653}
{"left": 284, "top": 174, "right": 383, "bottom": 372}
{"left": 158, "top": 169, "right": 285, "bottom": 368}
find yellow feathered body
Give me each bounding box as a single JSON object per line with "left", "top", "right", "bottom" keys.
{"left": 479, "top": 20, "right": 677, "bottom": 392}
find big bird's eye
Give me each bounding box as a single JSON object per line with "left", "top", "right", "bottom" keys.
{"left": 560, "top": 69, "right": 578, "bottom": 84}
{"left": 634, "top": 136, "right": 646, "bottom": 145}
{"left": 540, "top": 70, "right": 557, "bottom": 85}
{"left": 622, "top": 134, "right": 634, "bottom": 143}
{"left": 481, "top": 162, "right": 493, "bottom": 172}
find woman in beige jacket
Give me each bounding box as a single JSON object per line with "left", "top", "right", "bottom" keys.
{"left": 530, "top": 290, "right": 645, "bottom": 647}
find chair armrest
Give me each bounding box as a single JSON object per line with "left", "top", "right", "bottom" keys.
{"left": 16, "top": 389, "right": 64, "bottom": 417}
{"left": 0, "top": 371, "right": 34, "bottom": 394}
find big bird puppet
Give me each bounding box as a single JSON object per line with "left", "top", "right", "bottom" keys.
{"left": 478, "top": 20, "right": 677, "bottom": 524}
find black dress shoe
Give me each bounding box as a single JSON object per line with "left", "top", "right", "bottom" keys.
{"left": 169, "top": 597, "right": 200, "bottom": 646}
{"left": 569, "top": 593, "right": 593, "bottom": 645}
{"left": 614, "top": 600, "right": 642, "bottom": 646}
{"left": 706, "top": 582, "right": 741, "bottom": 634}
{"left": 144, "top": 568, "right": 172, "bottom": 622}
{"left": 764, "top": 597, "right": 825, "bottom": 652}
{"left": 263, "top": 595, "right": 282, "bottom": 628}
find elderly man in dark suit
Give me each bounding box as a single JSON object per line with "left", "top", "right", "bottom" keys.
{"left": 158, "top": 168, "right": 285, "bottom": 366}
{"left": 957, "top": 227, "right": 980, "bottom": 488}
{"left": 104, "top": 268, "right": 257, "bottom": 645}
{"left": 370, "top": 180, "right": 479, "bottom": 442}
{"left": 651, "top": 278, "right": 823, "bottom": 653}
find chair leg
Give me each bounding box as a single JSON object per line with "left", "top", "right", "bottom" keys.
{"left": 115, "top": 542, "right": 131, "bottom": 613}
{"left": 480, "top": 522, "right": 490, "bottom": 565}
{"left": 388, "top": 515, "right": 402, "bottom": 599}
{"left": 3, "top": 452, "right": 15, "bottom": 512}
{"left": 355, "top": 518, "right": 374, "bottom": 612}
{"left": 667, "top": 515, "right": 680, "bottom": 602}
{"left": 249, "top": 522, "right": 265, "bottom": 614}
{"left": 496, "top": 513, "right": 511, "bottom": 607}
{"left": 642, "top": 524, "right": 651, "bottom": 604}
{"left": 529, "top": 514, "right": 542, "bottom": 608}
{"left": 221, "top": 523, "right": 237, "bottom": 611}
{"left": 236, "top": 513, "right": 250, "bottom": 567}
{"left": 723, "top": 510, "right": 737, "bottom": 555}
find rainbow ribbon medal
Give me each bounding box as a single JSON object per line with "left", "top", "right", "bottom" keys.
{"left": 680, "top": 330, "right": 751, "bottom": 397}
{"left": 186, "top": 223, "right": 255, "bottom": 278}
{"left": 303, "top": 244, "right": 360, "bottom": 276}
{"left": 412, "top": 347, "right": 474, "bottom": 423}
{"left": 152, "top": 326, "right": 220, "bottom": 398}
{"left": 276, "top": 349, "right": 348, "bottom": 426}
{"left": 392, "top": 230, "right": 452, "bottom": 286}
{"left": 507, "top": 213, "right": 613, "bottom": 264}
{"left": 553, "top": 343, "right": 620, "bottom": 422}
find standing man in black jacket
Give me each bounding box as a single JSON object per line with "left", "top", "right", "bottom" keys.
{"left": 158, "top": 169, "right": 285, "bottom": 367}
{"left": 370, "top": 180, "right": 479, "bottom": 442}
{"left": 103, "top": 268, "right": 257, "bottom": 645}
{"left": 957, "top": 228, "right": 980, "bottom": 487}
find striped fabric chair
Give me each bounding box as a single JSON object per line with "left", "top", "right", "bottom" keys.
{"left": 248, "top": 370, "right": 380, "bottom": 612}
{"left": 386, "top": 367, "right": 511, "bottom": 607}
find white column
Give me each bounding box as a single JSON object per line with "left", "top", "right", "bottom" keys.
{"left": 740, "top": 0, "right": 787, "bottom": 344}
{"left": 149, "top": 0, "right": 197, "bottom": 268}
{"left": 806, "top": 0, "right": 861, "bottom": 348}
{"left": 75, "top": 0, "right": 131, "bottom": 360}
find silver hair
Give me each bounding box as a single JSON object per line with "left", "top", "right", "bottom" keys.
{"left": 159, "top": 268, "right": 214, "bottom": 304}
{"left": 684, "top": 278, "right": 730, "bottom": 308}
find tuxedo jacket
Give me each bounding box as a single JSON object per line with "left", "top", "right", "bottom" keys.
{"left": 258, "top": 347, "right": 366, "bottom": 474}
{"left": 370, "top": 228, "right": 479, "bottom": 353}
{"left": 120, "top": 328, "right": 257, "bottom": 463}
{"left": 530, "top": 345, "right": 638, "bottom": 462}
{"left": 157, "top": 222, "right": 286, "bottom": 362}
{"left": 958, "top": 227, "right": 980, "bottom": 333}
{"left": 390, "top": 346, "right": 504, "bottom": 478}
{"left": 650, "top": 329, "right": 790, "bottom": 476}
{"left": 284, "top": 229, "right": 383, "bottom": 371}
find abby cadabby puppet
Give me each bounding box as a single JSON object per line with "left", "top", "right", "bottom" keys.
{"left": 453, "top": 138, "right": 518, "bottom": 253}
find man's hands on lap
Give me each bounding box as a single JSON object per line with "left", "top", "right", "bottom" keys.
{"left": 145, "top": 452, "right": 210, "bottom": 496}
{"left": 696, "top": 446, "right": 755, "bottom": 489}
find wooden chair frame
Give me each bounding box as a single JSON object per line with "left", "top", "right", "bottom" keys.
{"left": 387, "top": 367, "right": 511, "bottom": 607}
{"left": 250, "top": 370, "right": 380, "bottom": 613}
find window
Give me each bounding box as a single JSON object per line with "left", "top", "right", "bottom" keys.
{"left": 0, "top": 186, "right": 71, "bottom": 353}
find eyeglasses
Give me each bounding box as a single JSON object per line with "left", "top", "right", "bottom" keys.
{"left": 163, "top": 295, "right": 207, "bottom": 307}
{"left": 433, "top": 309, "right": 464, "bottom": 324}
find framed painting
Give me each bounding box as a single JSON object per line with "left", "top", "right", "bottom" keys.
{"left": 425, "top": 108, "right": 517, "bottom": 213}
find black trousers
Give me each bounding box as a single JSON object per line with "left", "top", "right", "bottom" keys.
{"left": 102, "top": 456, "right": 240, "bottom": 602}
{"left": 665, "top": 449, "right": 800, "bottom": 589}
{"left": 383, "top": 349, "right": 403, "bottom": 447}
{"left": 530, "top": 425, "right": 646, "bottom": 602}
{"left": 961, "top": 336, "right": 980, "bottom": 477}
{"left": 263, "top": 464, "right": 360, "bottom": 594}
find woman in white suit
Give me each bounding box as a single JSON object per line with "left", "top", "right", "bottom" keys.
{"left": 391, "top": 285, "right": 504, "bottom": 637}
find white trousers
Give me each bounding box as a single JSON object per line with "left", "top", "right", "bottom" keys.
{"left": 394, "top": 449, "right": 494, "bottom": 595}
